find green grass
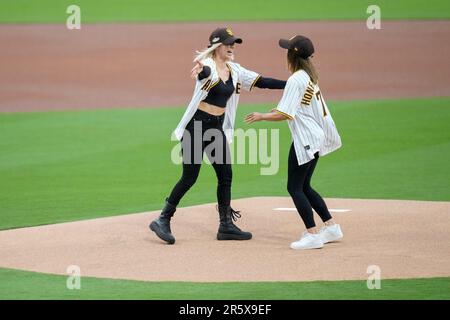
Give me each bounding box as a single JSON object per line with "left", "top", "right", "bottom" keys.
{"left": 0, "top": 268, "right": 448, "bottom": 300}
{"left": 1, "top": 0, "right": 450, "bottom": 23}
{"left": 1, "top": 98, "right": 450, "bottom": 230}
{"left": 1, "top": 98, "right": 449, "bottom": 300}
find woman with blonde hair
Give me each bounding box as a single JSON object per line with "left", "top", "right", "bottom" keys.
{"left": 149, "top": 27, "right": 286, "bottom": 244}
{"left": 245, "top": 35, "right": 343, "bottom": 250}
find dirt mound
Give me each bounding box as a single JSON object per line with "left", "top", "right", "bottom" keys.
{"left": 0, "top": 197, "right": 448, "bottom": 282}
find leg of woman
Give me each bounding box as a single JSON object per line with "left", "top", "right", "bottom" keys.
{"left": 303, "top": 153, "right": 333, "bottom": 224}
{"left": 208, "top": 130, "right": 232, "bottom": 207}
{"left": 166, "top": 163, "right": 201, "bottom": 207}
{"left": 208, "top": 126, "right": 251, "bottom": 240}
{"left": 302, "top": 153, "right": 344, "bottom": 246}
{"left": 287, "top": 143, "right": 317, "bottom": 231}
{"left": 303, "top": 156, "right": 343, "bottom": 244}
{"left": 167, "top": 119, "right": 204, "bottom": 207}
{"left": 149, "top": 118, "right": 205, "bottom": 244}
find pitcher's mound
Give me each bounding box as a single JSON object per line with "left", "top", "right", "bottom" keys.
{"left": 0, "top": 197, "right": 449, "bottom": 282}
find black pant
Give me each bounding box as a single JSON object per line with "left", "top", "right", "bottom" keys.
{"left": 167, "top": 109, "right": 232, "bottom": 207}
{"left": 287, "top": 143, "right": 332, "bottom": 229}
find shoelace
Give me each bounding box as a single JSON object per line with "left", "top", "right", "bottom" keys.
{"left": 215, "top": 205, "right": 242, "bottom": 222}
{"left": 229, "top": 208, "right": 242, "bottom": 222}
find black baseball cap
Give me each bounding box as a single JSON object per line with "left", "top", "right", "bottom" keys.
{"left": 279, "top": 35, "right": 314, "bottom": 59}
{"left": 208, "top": 27, "right": 243, "bottom": 47}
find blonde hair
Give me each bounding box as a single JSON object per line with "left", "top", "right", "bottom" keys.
{"left": 193, "top": 43, "right": 222, "bottom": 63}
{"left": 287, "top": 49, "right": 319, "bottom": 84}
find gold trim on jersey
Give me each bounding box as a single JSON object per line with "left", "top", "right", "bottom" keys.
{"left": 200, "top": 79, "right": 212, "bottom": 91}
{"left": 208, "top": 79, "right": 220, "bottom": 91}
{"left": 250, "top": 74, "right": 261, "bottom": 91}
{"left": 225, "top": 63, "right": 232, "bottom": 74}
{"left": 274, "top": 109, "right": 294, "bottom": 120}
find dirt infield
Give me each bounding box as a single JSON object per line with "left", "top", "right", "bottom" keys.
{"left": 1, "top": 21, "right": 450, "bottom": 112}
{"left": 0, "top": 197, "right": 448, "bottom": 282}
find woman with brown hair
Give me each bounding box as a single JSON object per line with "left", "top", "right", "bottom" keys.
{"left": 245, "top": 35, "right": 343, "bottom": 250}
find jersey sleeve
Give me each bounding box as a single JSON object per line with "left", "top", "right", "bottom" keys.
{"left": 275, "top": 77, "right": 302, "bottom": 120}
{"left": 254, "top": 77, "right": 286, "bottom": 89}
{"left": 238, "top": 64, "right": 261, "bottom": 91}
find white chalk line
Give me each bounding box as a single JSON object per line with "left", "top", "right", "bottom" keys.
{"left": 274, "top": 208, "right": 351, "bottom": 213}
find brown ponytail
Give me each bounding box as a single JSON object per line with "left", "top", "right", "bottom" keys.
{"left": 287, "top": 49, "right": 318, "bottom": 84}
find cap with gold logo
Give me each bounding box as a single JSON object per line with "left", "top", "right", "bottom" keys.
{"left": 279, "top": 35, "right": 315, "bottom": 59}
{"left": 208, "top": 27, "right": 243, "bottom": 48}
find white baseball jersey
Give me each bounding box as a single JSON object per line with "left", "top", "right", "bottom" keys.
{"left": 174, "top": 57, "right": 260, "bottom": 143}
{"left": 276, "top": 70, "right": 342, "bottom": 165}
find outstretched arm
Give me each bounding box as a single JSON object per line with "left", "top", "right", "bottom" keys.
{"left": 238, "top": 64, "right": 286, "bottom": 91}
{"left": 253, "top": 77, "right": 286, "bottom": 89}
{"left": 245, "top": 109, "right": 289, "bottom": 124}
{"left": 246, "top": 77, "right": 299, "bottom": 124}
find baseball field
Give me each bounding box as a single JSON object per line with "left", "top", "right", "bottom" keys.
{"left": 0, "top": 0, "right": 449, "bottom": 300}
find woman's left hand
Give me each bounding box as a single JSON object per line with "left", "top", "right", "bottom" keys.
{"left": 245, "top": 112, "right": 263, "bottom": 124}
{"left": 190, "top": 61, "right": 204, "bottom": 79}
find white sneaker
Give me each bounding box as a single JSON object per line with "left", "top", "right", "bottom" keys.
{"left": 290, "top": 232, "right": 324, "bottom": 250}
{"left": 318, "top": 224, "right": 343, "bottom": 244}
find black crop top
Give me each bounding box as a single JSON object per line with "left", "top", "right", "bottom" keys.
{"left": 198, "top": 66, "right": 286, "bottom": 108}
{"left": 202, "top": 75, "right": 235, "bottom": 108}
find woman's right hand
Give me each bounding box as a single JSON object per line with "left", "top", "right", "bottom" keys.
{"left": 190, "top": 61, "right": 204, "bottom": 79}
{"left": 245, "top": 112, "right": 263, "bottom": 124}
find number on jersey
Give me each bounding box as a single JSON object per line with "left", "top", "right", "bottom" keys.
{"left": 315, "top": 91, "right": 327, "bottom": 117}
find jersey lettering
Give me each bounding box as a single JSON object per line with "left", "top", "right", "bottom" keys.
{"left": 301, "top": 80, "right": 315, "bottom": 105}
{"left": 316, "top": 91, "right": 327, "bottom": 117}
{"left": 236, "top": 82, "right": 241, "bottom": 94}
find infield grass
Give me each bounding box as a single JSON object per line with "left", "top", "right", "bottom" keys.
{"left": 1, "top": 98, "right": 450, "bottom": 230}
{"left": 0, "top": 268, "right": 448, "bottom": 300}
{"left": 1, "top": 0, "right": 450, "bottom": 23}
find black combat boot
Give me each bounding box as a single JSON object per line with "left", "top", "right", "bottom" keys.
{"left": 149, "top": 199, "right": 176, "bottom": 244}
{"left": 217, "top": 205, "right": 252, "bottom": 241}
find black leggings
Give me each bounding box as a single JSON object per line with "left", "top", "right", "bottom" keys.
{"left": 167, "top": 109, "right": 232, "bottom": 207}
{"left": 287, "top": 143, "right": 332, "bottom": 229}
